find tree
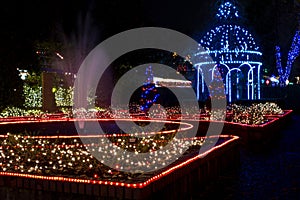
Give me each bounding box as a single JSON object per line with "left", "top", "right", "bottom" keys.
{"left": 140, "top": 66, "right": 160, "bottom": 114}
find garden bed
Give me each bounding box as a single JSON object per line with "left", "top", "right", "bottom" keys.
{"left": 183, "top": 117, "right": 282, "bottom": 145}
{"left": 263, "top": 109, "right": 293, "bottom": 124}
{"left": 0, "top": 134, "right": 239, "bottom": 199}
{"left": 0, "top": 119, "right": 187, "bottom": 136}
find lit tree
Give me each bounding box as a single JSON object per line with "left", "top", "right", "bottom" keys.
{"left": 275, "top": 31, "right": 300, "bottom": 84}
{"left": 23, "top": 72, "right": 42, "bottom": 108}
{"left": 140, "top": 66, "right": 160, "bottom": 113}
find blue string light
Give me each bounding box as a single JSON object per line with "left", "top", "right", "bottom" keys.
{"left": 275, "top": 31, "right": 300, "bottom": 84}
{"left": 216, "top": 1, "right": 239, "bottom": 20}
{"left": 140, "top": 66, "right": 160, "bottom": 112}
{"left": 276, "top": 31, "right": 300, "bottom": 84}
{"left": 194, "top": 1, "right": 262, "bottom": 102}
{"left": 275, "top": 46, "right": 284, "bottom": 83}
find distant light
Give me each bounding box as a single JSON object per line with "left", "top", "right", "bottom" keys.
{"left": 286, "top": 79, "right": 289, "bottom": 85}
{"left": 56, "top": 52, "right": 64, "bottom": 60}
{"left": 270, "top": 77, "right": 279, "bottom": 83}
{"left": 17, "top": 68, "right": 28, "bottom": 80}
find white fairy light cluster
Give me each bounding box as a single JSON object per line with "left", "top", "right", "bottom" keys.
{"left": 0, "top": 106, "right": 44, "bottom": 118}
{"left": 23, "top": 84, "right": 42, "bottom": 108}
{"left": 72, "top": 108, "right": 98, "bottom": 119}
{"left": 71, "top": 105, "right": 202, "bottom": 120}
{"left": 0, "top": 102, "right": 284, "bottom": 126}
{"left": 256, "top": 102, "right": 284, "bottom": 115}
{"left": 229, "top": 103, "right": 270, "bottom": 125}
{"left": 69, "top": 101, "right": 285, "bottom": 125}
{"left": 0, "top": 134, "right": 98, "bottom": 176}
{"left": 55, "top": 86, "right": 74, "bottom": 107}
{"left": 93, "top": 133, "right": 206, "bottom": 172}
{"left": 227, "top": 102, "right": 284, "bottom": 125}
{"left": 208, "top": 109, "right": 226, "bottom": 121}
{"left": 228, "top": 102, "right": 284, "bottom": 124}
{"left": 0, "top": 133, "right": 206, "bottom": 178}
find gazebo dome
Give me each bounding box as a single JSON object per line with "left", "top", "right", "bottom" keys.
{"left": 196, "top": 0, "right": 262, "bottom": 67}
{"left": 197, "top": 24, "right": 262, "bottom": 66}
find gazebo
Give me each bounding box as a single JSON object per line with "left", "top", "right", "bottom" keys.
{"left": 194, "top": 1, "right": 262, "bottom": 103}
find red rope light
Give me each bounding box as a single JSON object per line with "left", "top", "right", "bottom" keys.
{"left": 0, "top": 135, "right": 238, "bottom": 189}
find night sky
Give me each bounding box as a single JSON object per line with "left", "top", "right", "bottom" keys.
{"left": 0, "top": 0, "right": 297, "bottom": 107}
{"left": 0, "top": 0, "right": 288, "bottom": 69}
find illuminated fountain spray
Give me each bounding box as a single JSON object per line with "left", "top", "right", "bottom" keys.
{"left": 194, "top": 1, "right": 262, "bottom": 103}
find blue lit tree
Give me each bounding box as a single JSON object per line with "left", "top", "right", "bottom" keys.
{"left": 140, "top": 66, "right": 160, "bottom": 113}
{"left": 275, "top": 31, "right": 300, "bottom": 84}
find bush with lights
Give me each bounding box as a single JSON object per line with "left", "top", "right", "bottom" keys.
{"left": 0, "top": 106, "right": 45, "bottom": 118}
{"left": 55, "top": 86, "right": 74, "bottom": 107}
{"left": 229, "top": 103, "right": 272, "bottom": 125}
{"left": 0, "top": 132, "right": 210, "bottom": 179}
{"left": 23, "top": 84, "right": 42, "bottom": 108}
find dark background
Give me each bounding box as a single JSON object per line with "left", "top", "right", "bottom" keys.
{"left": 0, "top": 0, "right": 295, "bottom": 70}
{"left": 0, "top": 0, "right": 298, "bottom": 108}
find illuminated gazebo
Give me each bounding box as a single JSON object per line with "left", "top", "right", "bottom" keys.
{"left": 194, "top": 1, "right": 262, "bottom": 103}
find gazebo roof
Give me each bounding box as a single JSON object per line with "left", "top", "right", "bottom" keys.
{"left": 195, "top": 1, "right": 262, "bottom": 67}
